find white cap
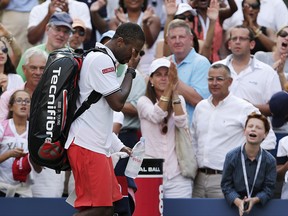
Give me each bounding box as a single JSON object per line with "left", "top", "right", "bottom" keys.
{"left": 175, "top": 3, "right": 197, "bottom": 16}
{"left": 99, "top": 30, "right": 116, "bottom": 43}
{"left": 149, "top": 58, "right": 171, "bottom": 76}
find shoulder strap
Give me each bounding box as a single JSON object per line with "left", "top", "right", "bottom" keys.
{"left": 73, "top": 90, "right": 102, "bottom": 121}
{"left": 72, "top": 47, "right": 115, "bottom": 121}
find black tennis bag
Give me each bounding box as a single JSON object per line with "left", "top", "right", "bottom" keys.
{"left": 28, "top": 48, "right": 107, "bottom": 173}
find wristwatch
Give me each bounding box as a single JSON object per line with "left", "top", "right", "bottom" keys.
{"left": 126, "top": 67, "right": 136, "bottom": 79}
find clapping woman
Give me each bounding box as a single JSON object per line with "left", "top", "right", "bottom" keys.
{"left": 137, "top": 58, "right": 192, "bottom": 198}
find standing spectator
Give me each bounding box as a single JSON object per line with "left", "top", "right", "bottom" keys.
{"left": 221, "top": 112, "right": 277, "bottom": 215}
{"left": 27, "top": 0, "right": 92, "bottom": 45}
{"left": 0, "top": 38, "right": 23, "bottom": 96}
{"left": 0, "top": 48, "right": 48, "bottom": 121}
{"left": 68, "top": 18, "right": 86, "bottom": 50}
{"left": 0, "top": 90, "right": 33, "bottom": 197}
{"left": 64, "top": 22, "right": 145, "bottom": 215}
{"left": 17, "top": 11, "right": 73, "bottom": 81}
{"left": 215, "top": 25, "right": 281, "bottom": 117}
{"left": 166, "top": 19, "right": 210, "bottom": 124}
{"left": 137, "top": 58, "right": 193, "bottom": 198}
{"left": 191, "top": 63, "right": 276, "bottom": 198}
{"left": 1, "top": 0, "right": 39, "bottom": 52}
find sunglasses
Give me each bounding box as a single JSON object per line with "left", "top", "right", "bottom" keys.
{"left": 278, "top": 30, "right": 288, "bottom": 38}
{"left": 161, "top": 117, "right": 168, "bottom": 134}
{"left": 243, "top": 2, "right": 260, "bottom": 10}
{"left": 72, "top": 29, "right": 85, "bottom": 37}
{"left": 174, "top": 14, "right": 194, "bottom": 22}
{"left": 1, "top": 47, "right": 8, "bottom": 54}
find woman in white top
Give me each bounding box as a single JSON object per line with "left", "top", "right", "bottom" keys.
{"left": 0, "top": 90, "right": 33, "bottom": 197}
{"left": 0, "top": 39, "right": 24, "bottom": 96}
{"left": 137, "top": 58, "right": 193, "bottom": 198}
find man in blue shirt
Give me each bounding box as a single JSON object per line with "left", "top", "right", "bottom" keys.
{"left": 166, "top": 19, "right": 211, "bottom": 125}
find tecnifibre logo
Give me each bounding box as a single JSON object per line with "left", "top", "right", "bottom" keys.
{"left": 46, "top": 67, "right": 61, "bottom": 138}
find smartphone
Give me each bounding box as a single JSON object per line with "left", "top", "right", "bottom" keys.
{"left": 244, "top": 202, "right": 249, "bottom": 211}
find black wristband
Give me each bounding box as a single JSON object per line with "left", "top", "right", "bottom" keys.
{"left": 126, "top": 67, "right": 136, "bottom": 79}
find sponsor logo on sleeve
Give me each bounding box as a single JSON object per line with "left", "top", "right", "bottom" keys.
{"left": 102, "top": 67, "right": 115, "bottom": 74}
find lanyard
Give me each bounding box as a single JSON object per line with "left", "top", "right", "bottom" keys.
{"left": 241, "top": 144, "right": 262, "bottom": 198}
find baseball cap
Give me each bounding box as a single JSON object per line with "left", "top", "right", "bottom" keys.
{"left": 269, "top": 91, "right": 288, "bottom": 128}
{"left": 12, "top": 154, "right": 32, "bottom": 182}
{"left": 149, "top": 58, "right": 171, "bottom": 76}
{"left": 72, "top": 18, "right": 86, "bottom": 30}
{"left": 175, "top": 3, "right": 197, "bottom": 16}
{"left": 49, "top": 12, "right": 73, "bottom": 30}
{"left": 100, "top": 30, "right": 116, "bottom": 44}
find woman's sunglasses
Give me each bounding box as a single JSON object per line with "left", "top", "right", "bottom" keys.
{"left": 174, "top": 14, "right": 194, "bottom": 22}
{"left": 278, "top": 30, "right": 288, "bottom": 38}
{"left": 161, "top": 117, "right": 168, "bottom": 134}
{"left": 243, "top": 2, "right": 260, "bottom": 10}
{"left": 1, "top": 47, "right": 8, "bottom": 54}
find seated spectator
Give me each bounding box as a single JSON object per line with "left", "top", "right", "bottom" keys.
{"left": 0, "top": 23, "right": 22, "bottom": 67}
{"left": 1, "top": 0, "right": 38, "bottom": 52}
{"left": 162, "top": 1, "right": 216, "bottom": 60}
{"left": 0, "top": 48, "right": 48, "bottom": 121}
{"left": 27, "top": 0, "right": 92, "bottom": 45}
{"left": 109, "top": 0, "right": 161, "bottom": 77}
{"left": 236, "top": 0, "right": 276, "bottom": 55}
{"left": 16, "top": 11, "right": 73, "bottom": 81}
{"left": 0, "top": 90, "right": 34, "bottom": 197}
{"left": 68, "top": 18, "right": 86, "bottom": 50}
{"left": 255, "top": 26, "right": 288, "bottom": 90}
{"left": 0, "top": 38, "right": 23, "bottom": 96}
{"left": 221, "top": 112, "right": 277, "bottom": 215}
{"left": 190, "top": 0, "right": 238, "bottom": 62}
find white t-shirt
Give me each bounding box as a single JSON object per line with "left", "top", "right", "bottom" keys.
{"left": 0, "top": 119, "right": 29, "bottom": 185}
{"left": 223, "top": 0, "right": 288, "bottom": 32}
{"left": 215, "top": 55, "right": 282, "bottom": 105}
{"left": 28, "top": 0, "right": 92, "bottom": 43}
{"left": 65, "top": 43, "right": 120, "bottom": 156}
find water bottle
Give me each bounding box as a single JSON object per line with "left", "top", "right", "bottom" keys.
{"left": 125, "top": 137, "right": 145, "bottom": 179}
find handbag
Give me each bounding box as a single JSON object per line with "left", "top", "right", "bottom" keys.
{"left": 175, "top": 127, "right": 198, "bottom": 179}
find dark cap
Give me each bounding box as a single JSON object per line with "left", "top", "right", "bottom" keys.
{"left": 269, "top": 91, "right": 288, "bottom": 128}
{"left": 49, "top": 12, "right": 73, "bottom": 30}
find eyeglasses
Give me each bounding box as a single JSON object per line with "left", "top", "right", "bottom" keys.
{"left": 207, "top": 76, "right": 228, "bottom": 82}
{"left": 278, "top": 30, "right": 288, "bottom": 38}
{"left": 72, "top": 29, "right": 85, "bottom": 37}
{"left": 161, "top": 117, "right": 168, "bottom": 134}
{"left": 243, "top": 2, "right": 260, "bottom": 10}
{"left": 174, "top": 14, "right": 194, "bottom": 22}
{"left": 0, "top": 47, "right": 8, "bottom": 54}
{"left": 230, "top": 36, "right": 251, "bottom": 42}
{"left": 14, "top": 98, "right": 31, "bottom": 105}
